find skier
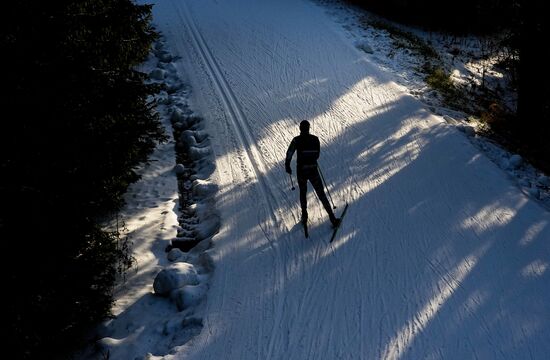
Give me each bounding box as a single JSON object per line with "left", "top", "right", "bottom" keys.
{"left": 285, "top": 120, "right": 340, "bottom": 228}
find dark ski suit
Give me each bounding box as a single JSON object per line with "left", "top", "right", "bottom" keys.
{"left": 285, "top": 131, "right": 336, "bottom": 223}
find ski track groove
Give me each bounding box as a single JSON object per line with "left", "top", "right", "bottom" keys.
{"left": 174, "top": 2, "right": 294, "bottom": 358}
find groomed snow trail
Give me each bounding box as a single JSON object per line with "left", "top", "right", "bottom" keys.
{"left": 150, "top": 0, "right": 550, "bottom": 358}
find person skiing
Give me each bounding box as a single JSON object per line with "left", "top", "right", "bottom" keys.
{"left": 285, "top": 120, "right": 340, "bottom": 227}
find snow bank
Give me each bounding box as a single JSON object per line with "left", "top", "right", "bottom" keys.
{"left": 152, "top": 33, "right": 218, "bottom": 324}
{"left": 77, "top": 35, "right": 218, "bottom": 360}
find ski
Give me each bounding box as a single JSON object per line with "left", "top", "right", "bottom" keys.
{"left": 330, "top": 203, "right": 349, "bottom": 243}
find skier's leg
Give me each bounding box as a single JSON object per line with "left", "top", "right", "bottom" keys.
{"left": 310, "top": 169, "right": 336, "bottom": 222}
{"left": 297, "top": 173, "right": 308, "bottom": 222}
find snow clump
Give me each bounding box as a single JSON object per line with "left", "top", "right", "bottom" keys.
{"left": 149, "top": 68, "right": 166, "bottom": 81}
{"left": 189, "top": 146, "right": 212, "bottom": 161}
{"left": 508, "top": 154, "right": 523, "bottom": 169}
{"left": 153, "top": 262, "right": 199, "bottom": 296}
{"left": 354, "top": 39, "right": 374, "bottom": 54}
{"left": 174, "top": 163, "right": 186, "bottom": 175}
{"left": 171, "top": 284, "right": 209, "bottom": 311}
{"left": 167, "top": 247, "right": 186, "bottom": 262}
{"left": 538, "top": 175, "right": 550, "bottom": 188}
{"left": 192, "top": 179, "right": 218, "bottom": 198}
{"left": 194, "top": 214, "right": 221, "bottom": 240}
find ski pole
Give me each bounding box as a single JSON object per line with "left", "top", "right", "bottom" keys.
{"left": 289, "top": 173, "right": 295, "bottom": 191}
{"left": 318, "top": 165, "right": 336, "bottom": 209}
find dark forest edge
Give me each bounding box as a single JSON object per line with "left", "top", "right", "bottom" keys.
{"left": 1, "top": 1, "right": 164, "bottom": 359}
{"left": 348, "top": 0, "right": 549, "bottom": 174}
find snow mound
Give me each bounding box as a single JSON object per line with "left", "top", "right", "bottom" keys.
{"left": 354, "top": 39, "right": 374, "bottom": 53}
{"left": 527, "top": 187, "right": 540, "bottom": 199}
{"left": 192, "top": 179, "right": 218, "bottom": 198}
{"left": 167, "top": 247, "right": 186, "bottom": 261}
{"left": 167, "top": 81, "right": 184, "bottom": 93}
{"left": 149, "top": 68, "right": 166, "bottom": 81}
{"left": 508, "top": 154, "right": 523, "bottom": 169}
{"left": 180, "top": 130, "right": 209, "bottom": 147}
{"left": 171, "top": 108, "right": 201, "bottom": 129}
{"left": 158, "top": 51, "right": 173, "bottom": 63}
{"left": 171, "top": 284, "right": 208, "bottom": 311}
{"left": 194, "top": 214, "right": 220, "bottom": 240}
{"left": 457, "top": 124, "right": 476, "bottom": 136}
{"left": 170, "top": 107, "right": 186, "bottom": 124}
{"left": 174, "top": 163, "right": 186, "bottom": 175}
{"left": 179, "top": 130, "right": 200, "bottom": 148}
{"left": 188, "top": 199, "right": 216, "bottom": 218}
{"left": 160, "top": 61, "right": 177, "bottom": 74}
{"left": 197, "top": 251, "right": 215, "bottom": 273}
{"left": 538, "top": 175, "right": 550, "bottom": 188}
{"left": 189, "top": 146, "right": 212, "bottom": 160}
{"left": 192, "top": 130, "right": 208, "bottom": 142}
{"left": 153, "top": 262, "right": 199, "bottom": 296}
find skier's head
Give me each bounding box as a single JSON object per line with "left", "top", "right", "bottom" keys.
{"left": 299, "top": 120, "right": 310, "bottom": 134}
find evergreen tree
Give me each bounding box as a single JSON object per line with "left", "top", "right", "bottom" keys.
{"left": 1, "top": 1, "right": 164, "bottom": 358}
{"left": 517, "top": 0, "right": 549, "bottom": 134}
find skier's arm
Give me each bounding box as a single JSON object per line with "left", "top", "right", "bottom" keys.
{"left": 285, "top": 138, "right": 296, "bottom": 174}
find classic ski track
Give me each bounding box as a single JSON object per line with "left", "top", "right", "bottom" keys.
{"left": 177, "top": 4, "right": 279, "bottom": 224}
{"left": 175, "top": 3, "right": 291, "bottom": 358}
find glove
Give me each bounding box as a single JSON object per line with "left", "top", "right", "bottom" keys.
{"left": 285, "top": 163, "right": 292, "bottom": 174}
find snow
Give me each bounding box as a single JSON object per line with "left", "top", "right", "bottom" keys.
{"left": 79, "top": 0, "right": 550, "bottom": 358}
{"left": 508, "top": 154, "right": 524, "bottom": 169}
{"left": 174, "top": 163, "right": 185, "bottom": 175}
{"left": 171, "top": 283, "right": 209, "bottom": 311}
{"left": 167, "top": 247, "right": 186, "bottom": 261}
{"left": 314, "top": 0, "right": 550, "bottom": 209}
{"left": 153, "top": 262, "right": 199, "bottom": 296}
{"left": 149, "top": 68, "right": 167, "bottom": 80}
{"left": 77, "top": 29, "right": 216, "bottom": 360}
{"left": 354, "top": 39, "right": 374, "bottom": 54}
{"left": 539, "top": 175, "right": 550, "bottom": 187}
